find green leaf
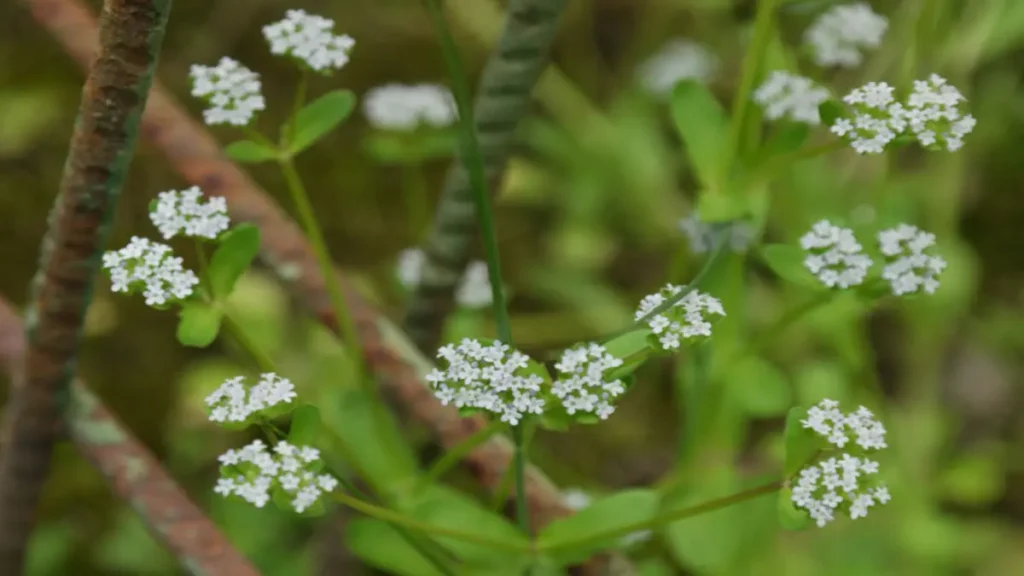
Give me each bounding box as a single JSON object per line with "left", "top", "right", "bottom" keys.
{"left": 223, "top": 140, "right": 278, "bottom": 164}
{"left": 346, "top": 519, "right": 446, "bottom": 576}
{"left": 603, "top": 328, "right": 653, "bottom": 360}
{"left": 817, "top": 100, "right": 844, "bottom": 127}
{"left": 783, "top": 406, "right": 817, "bottom": 476}
{"left": 538, "top": 489, "right": 660, "bottom": 566}
{"left": 176, "top": 302, "right": 223, "bottom": 347}
{"left": 760, "top": 244, "right": 820, "bottom": 289}
{"left": 289, "top": 90, "right": 356, "bottom": 155}
{"left": 722, "top": 355, "right": 792, "bottom": 417}
{"left": 407, "top": 487, "right": 528, "bottom": 565}
{"left": 756, "top": 123, "right": 811, "bottom": 166}
{"left": 777, "top": 487, "right": 812, "bottom": 530}
{"left": 288, "top": 404, "right": 321, "bottom": 446}
{"left": 671, "top": 80, "right": 728, "bottom": 191}
{"left": 208, "top": 224, "right": 261, "bottom": 300}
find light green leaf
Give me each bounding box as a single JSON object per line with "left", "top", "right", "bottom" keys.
{"left": 288, "top": 404, "right": 321, "bottom": 447}
{"left": 208, "top": 224, "right": 261, "bottom": 301}
{"left": 290, "top": 90, "right": 356, "bottom": 155}
{"left": 671, "top": 80, "right": 728, "bottom": 191}
{"left": 603, "top": 328, "right": 652, "bottom": 360}
{"left": 783, "top": 406, "right": 817, "bottom": 476}
{"left": 346, "top": 519, "right": 446, "bottom": 576}
{"left": 223, "top": 140, "right": 278, "bottom": 164}
{"left": 407, "top": 486, "right": 527, "bottom": 565}
{"left": 777, "top": 487, "right": 812, "bottom": 531}
{"left": 760, "top": 244, "right": 821, "bottom": 289}
{"left": 538, "top": 489, "right": 660, "bottom": 565}
{"left": 176, "top": 302, "right": 223, "bottom": 348}
{"left": 818, "top": 100, "right": 844, "bottom": 127}
{"left": 722, "top": 355, "right": 792, "bottom": 417}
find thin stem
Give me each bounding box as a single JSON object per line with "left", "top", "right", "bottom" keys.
{"left": 511, "top": 425, "right": 530, "bottom": 535}
{"left": 539, "top": 481, "right": 783, "bottom": 553}
{"left": 277, "top": 158, "right": 367, "bottom": 380}
{"left": 283, "top": 72, "right": 308, "bottom": 149}
{"left": 420, "top": 420, "right": 506, "bottom": 489}
{"left": 221, "top": 312, "right": 277, "bottom": 374}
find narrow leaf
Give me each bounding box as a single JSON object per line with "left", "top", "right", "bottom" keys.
{"left": 290, "top": 90, "right": 357, "bottom": 155}
{"left": 537, "top": 489, "right": 660, "bottom": 565}
{"left": 176, "top": 302, "right": 223, "bottom": 347}
{"left": 223, "top": 140, "right": 278, "bottom": 164}
{"left": 288, "top": 404, "right": 322, "bottom": 446}
{"left": 760, "top": 244, "right": 821, "bottom": 289}
{"left": 208, "top": 224, "right": 261, "bottom": 301}
{"left": 671, "top": 80, "right": 729, "bottom": 190}
{"left": 783, "top": 406, "right": 817, "bottom": 475}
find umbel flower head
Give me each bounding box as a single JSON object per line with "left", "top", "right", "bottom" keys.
{"left": 754, "top": 71, "right": 831, "bottom": 125}
{"left": 830, "top": 81, "right": 905, "bottom": 154}
{"left": 804, "top": 2, "right": 888, "bottom": 68}
{"left": 877, "top": 224, "right": 946, "bottom": 296}
{"left": 552, "top": 343, "right": 626, "bottom": 420}
{"left": 189, "top": 57, "right": 265, "bottom": 126}
{"left": 637, "top": 38, "right": 718, "bottom": 97}
{"left": 363, "top": 83, "right": 458, "bottom": 131}
{"left": 800, "top": 220, "right": 873, "bottom": 289}
{"left": 102, "top": 237, "right": 199, "bottom": 307}
{"left": 150, "top": 186, "right": 230, "bottom": 241}
{"left": 791, "top": 399, "right": 891, "bottom": 527}
{"left": 205, "top": 373, "right": 297, "bottom": 424}
{"left": 635, "top": 285, "right": 725, "bottom": 350}
{"left": 426, "top": 338, "right": 545, "bottom": 425}
{"left": 903, "top": 74, "right": 977, "bottom": 152}
{"left": 263, "top": 10, "right": 355, "bottom": 73}
{"left": 215, "top": 439, "right": 339, "bottom": 513}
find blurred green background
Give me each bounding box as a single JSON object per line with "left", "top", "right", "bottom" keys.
{"left": 2, "top": 0, "right": 1024, "bottom": 574}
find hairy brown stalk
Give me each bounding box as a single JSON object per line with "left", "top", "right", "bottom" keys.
{"left": 0, "top": 300, "right": 260, "bottom": 576}
{"left": 0, "top": 0, "right": 172, "bottom": 570}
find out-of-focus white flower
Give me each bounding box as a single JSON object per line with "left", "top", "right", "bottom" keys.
{"left": 396, "top": 249, "right": 494, "bottom": 309}
{"left": 830, "top": 81, "right": 905, "bottom": 154}
{"left": 635, "top": 286, "right": 725, "bottom": 350}
{"left": 189, "top": 57, "right": 266, "bottom": 126}
{"left": 553, "top": 343, "right": 626, "bottom": 420}
{"left": 205, "top": 373, "right": 297, "bottom": 424}
{"left": 754, "top": 71, "right": 831, "bottom": 125}
{"left": 215, "top": 439, "right": 339, "bottom": 513}
{"left": 792, "top": 399, "right": 890, "bottom": 527}
{"left": 263, "top": 10, "right": 355, "bottom": 73}
{"left": 799, "top": 220, "right": 873, "bottom": 289}
{"left": 877, "top": 224, "right": 946, "bottom": 296}
{"left": 903, "top": 74, "right": 976, "bottom": 152}
{"left": 804, "top": 3, "right": 888, "bottom": 68}
{"left": 363, "top": 83, "right": 457, "bottom": 131}
{"left": 150, "top": 186, "right": 230, "bottom": 241}
{"left": 102, "top": 237, "right": 199, "bottom": 307}
{"left": 425, "top": 338, "right": 545, "bottom": 425}
{"left": 678, "top": 213, "right": 752, "bottom": 254}
{"left": 638, "top": 39, "right": 718, "bottom": 97}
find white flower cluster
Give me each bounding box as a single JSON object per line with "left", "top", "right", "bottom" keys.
{"left": 753, "top": 71, "right": 831, "bottom": 125}
{"left": 804, "top": 3, "right": 888, "bottom": 68}
{"left": 150, "top": 186, "right": 230, "bottom": 240}
{"left": 878, "top": 224, "right": 947, "bottom": 296}
{"left": 552, "top": 343, "right": 625, "bottom": 420}
{"left": 102, "top": 237, "right": 199, "bottom": 307}
{"left": 205, "top": 373, "right": 297, "bottom": 423}
{"left": 396, "top": 248, "right": 493, "bottom": 309}
{"left": 638, "top": 39, "right": 718, "bottom": 97}
{"left": 426, "top": 339, "right": 545, "bottom": 425}
{"left": 831, "top": 77, "right": 975, "bottom": 154}
{"left": 263, "top": 10, "right": 355, "bottom": 73}
{"left": 903, "top": 74, "right": 977, "bottom": 152}
{"left": 189, "top": 57, "right": 266, "bottom": 126}
{"left": 635, "top": 286, "right": 725, "bottom": 350}
{"left": 792, "top": 399, "right": 890, "bottom": 527}
{"left": 677, "top": 213, "right": 752, "bottom": 255}
{"left": 800, "top": 220, "right": 873, "bottom": 289}
{"left": 215, "top": 439, "right": 339, "bottom": 513}
{"left": 363, "top": 84, "right": 458, "bottom": 131}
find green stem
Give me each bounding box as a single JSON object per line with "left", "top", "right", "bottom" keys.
{"left": 221, "top": 312, "right": 276, "bottom": 373}
{"left": 420, "top": 420, "right": 505, "bottom": 489}
{"left": 540, "top": 481, "right": 783, "bottom": 553}
{"left": 511, "top": 424, "right": 530, "bottom": 535}
{"left": 283, "top": 72, "right": 308, "bottom": 149}
{"left": 277, "top": 158, "right": 367, "bottom": 380}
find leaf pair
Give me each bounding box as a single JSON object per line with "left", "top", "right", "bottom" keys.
{"left": 225, "top": 90, "right": 357, "bottom": 163}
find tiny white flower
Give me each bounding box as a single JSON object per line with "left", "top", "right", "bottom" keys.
{"left": 902, "top": 74, "right": 976, "bottom": 152}
{"left": 149, "top": 186, "right": 230, "bottom": 240}
{"left": 877, "top": 224, "right": 946, "bottom": 296}
{"left": 396, "top": 248, "right": 426, "bottom": 288}
{"left": 635, "top": 286, "right": 725, "bottom": 350}
{"left": 804, "top": 3, "right": 888, "bottom": 68}
{"left": 553, "top": 343, "right": 626, "bottom": 420}
{"left": 638, "top": 39, "right": 718, "bottom": 97}
{"left": 215, "top": 439, "right": 338, "bottom": 513}
{"left": 189, "top": 57, "right": 265, "bottom": 126}
{"left": 205, "top": 373, "right": 297, "bottom": 424}
{"left": 102, "top": 236, "right": 199, "bottom": 307}
{"left": 363, "top": 83, "right": 458, "bottom": 131}
{"left": 396, "top": 248, "right": 494, "bottom": 310}
{"left": 677, "top": 213, "right": 752, "bottom": 254}
{"left": 754, "top": 71, "right": 831, "bottom": 125}
{"left": 263, "top": 10, "right": 355, "bottom": 73}
{"left": 831, "top": 81, "right": 905, "bottom": 154}
{"left": 799, "top": 220, "right": 873, "bottom": 289}
{"left": 426, "top": 338, "right": 545, "bottom": 425}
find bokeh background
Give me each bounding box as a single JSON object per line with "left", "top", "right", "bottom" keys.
{"left": 1, "top": 0, "right": 1024, "bottom": 574}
